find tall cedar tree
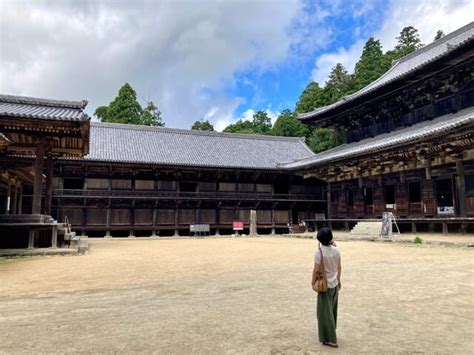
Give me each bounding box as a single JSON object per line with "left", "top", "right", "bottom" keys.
{"left": 384, "top": 26, "right": 424, "bottom": 64}
{"left": 324, "top": 63, "right": 355, "bottom": 102}
{"left": 191, "top": 119, "right": 214, "bottom": 131}
{"left": 271, "top": 109, "right": 309, "bottom": 137}
{"left": 354, "top": 38, "right": 385, "bottom": 90}
{"left": 94, "top": 83, "right": 164, "bottom": 126}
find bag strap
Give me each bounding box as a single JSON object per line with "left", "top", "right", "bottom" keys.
{"left": 319, "top": 245, "right": 325, "bottom": 273}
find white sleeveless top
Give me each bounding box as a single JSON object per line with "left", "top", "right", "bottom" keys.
{"left": 314, "top": 245, "right": 340, "bottom": 289}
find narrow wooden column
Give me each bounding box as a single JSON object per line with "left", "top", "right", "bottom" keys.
{"left": 270, "top": 209, "right": 275, "bottom": 235}
{"left": 44, "top": 156, "right": 54, "bottom": 215}
{"left": 32, "top": 143, "right": 45, "bottom": 215}
{"left": 11, "top": 185, "right": 18, "bottom": 215}
{"left": 326, "top": 182, "right": 331, "bottom": 219}
{"left": 456, "top": 161, "right": 467, "bottom": 217}
{"left": 5, "top": 178, "right": 11, "bottom": 214}
{"left": 17, "top": 185, "right": 23, "bottom": 214}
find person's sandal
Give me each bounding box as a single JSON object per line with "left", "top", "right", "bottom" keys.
{"left": 323, "top": 342, "right": 339, "bottom": 348}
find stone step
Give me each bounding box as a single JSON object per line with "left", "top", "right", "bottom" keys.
{"left": 350, "top": 222, "right": 382, "bottom": 236}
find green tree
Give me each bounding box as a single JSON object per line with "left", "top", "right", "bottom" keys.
{"left": 306, "top": 128, "right": 345, "bottom": 153}
{"left": 141, "top": 101, "right": 165, "bottom": 127}
{"left": 354, "top": 37, "right": 386, "bottom": 90}
{"left": 324, "top": 63, "right": 355, "bottom": 102}
{"left": 102, "top": 83, "right": 143, "bottom": 124}
{"left": 295, "top": 81, "right": 329, "bottom": 113}
{"left": 271, "top": 109, "right": 309, "bottom": 137}
{"left": 387, "top": 26, "right": 424, "bottom": 61}
{"left": 94, "top": 83, "right": 165, "bottom": 126}
{"left": 223, "top": 120, "right": 255, "bottom": 134}
{"left": 94, "top": 105, "right": 108, "bottom": 121}
{"left": 434, "top": 29, "right": 445, "bottom": 41}
{"left": 191, "top": 119, "right": 214, "bottom": 131}
{"left": 252, "top": 110, "right": 272, "bottom": 134}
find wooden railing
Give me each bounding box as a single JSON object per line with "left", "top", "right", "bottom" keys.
{"left": 51, "top": 189, "right": 325, "bottom": 201}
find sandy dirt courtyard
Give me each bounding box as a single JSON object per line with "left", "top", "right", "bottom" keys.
{"left": 0, "top": 237, "right": 473, "bottom": 354}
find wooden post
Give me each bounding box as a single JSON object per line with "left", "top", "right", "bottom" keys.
{"left": 105, "top": 208, "right": 112, "bottom": 238}
{"left": 271, "top": 209, "right": 275, "bottom": 234}
{"left": 51, "top": 224, "right": 58, "bottom": 248}
{"left": 456, "top": 161, "right": 467, "bottom": 217}
{"left": 11, "top": 185, "right": 18, "bottom": 215}
{"left": 17, "top": 185, "right": 23, "bottom": 214}
{"left": 151, "top": 208, "right": 158, "bottom": 237}
{"left": 249, "top": 209, "right": 257, "bottom": 236}
{"left": 44, "top": 156, "right": 54, "bottom": 215}
{"left": 5, "top": 178, "right": 11, "bottom": 214}
{"left": 327, "top": 182, "right": 331, "bottom": 219}
{"left": 174, "top": 207, "right": 179, "bottom": 237}
{"left": 442, "top": 222, "right": 448, "bottom": 235}
{"left": 411, "top": 221, "right": 417, "bottom": 234}
{"left": 28, "top": 230, "right": 35, "bottom": 249}
{"left": 32, "top": 143, "right": 45, "bottom": 215}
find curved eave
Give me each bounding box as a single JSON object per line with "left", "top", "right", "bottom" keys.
{"left": 298, "top": 22, "right": 474, "bottom": 123}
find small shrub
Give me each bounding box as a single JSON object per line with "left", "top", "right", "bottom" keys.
{"left": 414, "top": 236, "right": 423, "bottom": 244}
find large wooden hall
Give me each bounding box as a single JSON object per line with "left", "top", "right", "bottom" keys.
{"left": 285, "top": 22, "right": 474, "bottom": 233}
{"left": 1, "top": 22, "right": 473, "bottom": 248}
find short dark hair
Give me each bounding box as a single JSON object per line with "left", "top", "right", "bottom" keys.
{"left": 317, "top": 227, "right": 333, "bottom": 246}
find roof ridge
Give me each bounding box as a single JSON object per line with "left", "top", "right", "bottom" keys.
{"left": 91, "top": 121, "right": 306, "bottom": 142}
{"left": 395, "top": 21, "right": 474, "bottom": 65}
{"left": 0, "top": 94, "right": 88, "bottom": 109}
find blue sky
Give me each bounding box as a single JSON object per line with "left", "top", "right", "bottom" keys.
{"left": 1, "top": 0, "right": 473, "bottom": 131}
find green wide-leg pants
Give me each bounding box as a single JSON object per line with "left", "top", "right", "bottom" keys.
{"left": 317, "top": 287, "right": 339, "bottom": 343}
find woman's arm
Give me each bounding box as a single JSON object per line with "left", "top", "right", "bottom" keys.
{"left": 311, "top": 262, "right": 320, "bottom": 285}
{"left": 337, "top": 256, "right": 342, "bottom": 289}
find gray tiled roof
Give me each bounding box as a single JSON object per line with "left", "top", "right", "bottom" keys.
{"left": 0, "top": 94, "right": 89, "bottom": 121}
{"left": 299, "top": 22, "right": 474, "bottom": 121}
{"left": 283, "top": 108, "right": 474, "bottom": 169}
{"left": 84, "top": 122, "right": 315, "bottom": 169}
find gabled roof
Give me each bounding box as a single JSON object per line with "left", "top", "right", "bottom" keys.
{"left": 283, "top": 107, "right": 474, "bottom": 170}
{"left": 0, "top": 94, "right": 89, "bottom": 121}
{"left": 299, "top": 21, "right": 474, "bottom": 122}
{"left": 84, "top": 122, "right": 315, "bottom": 169}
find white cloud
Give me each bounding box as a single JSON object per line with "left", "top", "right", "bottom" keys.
{"left": 0, "top": 0, "right": 301, "bottom": 129}
{"left": 309, "top": 0, "right": 473, "bottom": 85}
{"left": 311, "top": 40, "right": 365, "bottom": 85}
{"left": 212, "top": 107, "right": 279, "bottom": 132}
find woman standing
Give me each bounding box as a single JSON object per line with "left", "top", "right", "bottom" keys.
{"left": 311, "top": 227, "right": 341, "bottom": 348}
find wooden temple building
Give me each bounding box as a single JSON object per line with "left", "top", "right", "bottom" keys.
{"left": 1, "top": 96, "right": 324, "bottom": 245}
{"left": 1, "top": 23, "right": 473, "bottom": 248}
{"left": 286, "top": 22, "right": 474, "bottom": 233}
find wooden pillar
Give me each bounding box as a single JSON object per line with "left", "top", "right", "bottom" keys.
{"left": 105, "top": 208, "right": 112, "bottom": 238}
{"left": 411, "top": 221, "right": 417, "bottom": 234}
{"left": 271, "top": 209, "right": 275, "bottom": 234}
{"left": 249, "top": 209, "right": 257, "bottom": 236}
{"left": 174, "top": 206, "right": 179, "bottom": 236}
{"left": 17, "top": 185, "right": 23, "bottom": 214}
{"left": 5, "top": 178, "right": 11, "bottom": 214}
{"left": 327, "top": 182, "right": 331, "bottom": 219}
{"left": 151, "top": 208, "right": 158, "bottom": 237}
{"left": 442, "top": 222, "right": 448, "bottom": 235}
{"left": 456, "top": 161, "right": 467, "bottom": 217}
{"left": 51, "top": 224, "right": 58, "bottom": 248}
{"left": 11, "top": 185, "right": 18, "bottom": 215}
{"left": 44, "top": 156, "right": 54, "bottom": 215}
{"left": 28, "top": 230, "right": 35, "bottom": 249}
{"left": 32, "top": 143, "right": 45, "bottom": 215}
